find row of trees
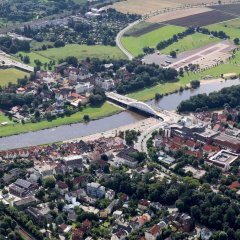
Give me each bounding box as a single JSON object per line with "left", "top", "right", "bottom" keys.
{"left": 178, "top": 85, "right": 240, "bottom": 112}
{"left": 0, "top": 36, "right": 30, "bottom": 54}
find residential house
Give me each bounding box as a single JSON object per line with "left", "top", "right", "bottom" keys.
{"left": 56, "top": 181, "right": 69, "bottom": 195}
{"left": 87, "top": 182, "right": 105, "bottom": 198}
{"left": 115, "top": 148, "right": 139, "bottom": 168}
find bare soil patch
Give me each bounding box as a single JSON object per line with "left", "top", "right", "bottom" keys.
{"left": 147, "top": 7, "right": 213, "bottom": 23}
{"left": 210, "top": 3, "right": 240, "bottom": 16}
{"left": 162, "top": 10, "right": 237, "bottom": 27}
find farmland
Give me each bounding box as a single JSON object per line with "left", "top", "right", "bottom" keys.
{"left": 147, "top": 7, "right": 213, "bottom": 23}
{"left": 121, "top": 25, "right": 185, "bottom": 56}
{"left": 38, "top": 44, "right": 126, "bottom": 61}
{"left": 162, "top": 10, "right": 236, "bottom": 27}
{"left": 0, "top": 68, "right": 29, "bottom": 86}
{"left": 210, "top": 3, "right": 240, "bottom": 16}
{"left": 109, "top": 0, "right": 179, "bottom": 15}
{"left": 161, "top": 32, "right": 221, "bottom": 55}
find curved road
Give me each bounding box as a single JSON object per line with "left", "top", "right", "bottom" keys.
{"left": 116, "top": 19, "right": 142, "bottom": 60}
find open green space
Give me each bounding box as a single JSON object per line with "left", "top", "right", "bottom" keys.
{"left": 38, "top": 44, "right": 126, "bottom": 61}
{"left": 121, "top": 25, "right": 185, "bottom": 56}
{"left": 0, "top": 102, "right": 122, "bottom": 137}
{"left": 15, "top": 51, "right": 52, "bottom": 67}
{"left": 128, "top": 63, "right": 240, "bottom": 101}
{"left": 0, "top": 68, "right": 29, "bottom": 86}
{"left": 207, "top": 18, "right": 240, "bottom": 43}
{"left": 124, "top": 21, "right": 153, "bottom": 35}
{"left": 161, "top": 32, "right": 220, "bottom": 55}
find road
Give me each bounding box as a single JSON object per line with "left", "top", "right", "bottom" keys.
{"left": 115, "top": 19, "right": 142, "bottom": 60}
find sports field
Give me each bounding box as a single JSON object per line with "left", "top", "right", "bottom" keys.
{"left": 38, "top": 44, "right": 126, "bottom": 61}
{"left": 207, "top": 18, "right": 240, "bottom": 43}
{"left": 0, "top": 68, "right": 29, "bottom": 86}
{"left": 161, "top": 32, "right": 220, "bottom": 55}
{"left": 0, "top": 102, "right": 122, "bottom": 137}
{"left": 122, "top": 25, "right": 185, "bottom": 56}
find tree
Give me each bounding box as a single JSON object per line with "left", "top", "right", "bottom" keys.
{"left": 23, "top": 55, "right": 30, "bottom": 64}
{"left": 234, "top": 37, "right": 239, "bottom": 45}
{"left": 170, "top": 50, "right": 177, "bottom": 58}
{"left": 83, "top": 115, "right": 90, "bottom": 122}
{"left": 43, "top": 176, "right": 56, "bottom": 189}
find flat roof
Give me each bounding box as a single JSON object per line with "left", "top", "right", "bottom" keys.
{"left": 214, "top": 133, "right": 240, "bottom": 144}
{"left": 209, "top": 150, "right": 238, "bottom": 165}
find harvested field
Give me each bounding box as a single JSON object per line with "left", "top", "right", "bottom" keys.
{"left": 126, "top": 23, "right": 164, "bottom": 37}
{"left": 168, "top": 0, "right": 234, "bottom": 3}
{"left": 109, "top": 0, "right": 180, "bottom": 15}
{"left": 210, "top": 3, "right": 240, "bottom": 16}
{"left": 147, "top": 7, "right": 213, "bottom": 23}
{"left": 162, "top": 10, "right": 237, "bottom": 27}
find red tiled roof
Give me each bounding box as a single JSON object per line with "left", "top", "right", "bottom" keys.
{"left": 148, "top": 225, "right": 160, "bottom": 236}
{"left": 228, "top": 181, "right": 240, "bottom": 190}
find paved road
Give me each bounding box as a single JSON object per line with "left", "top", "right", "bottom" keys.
{"left": 115, "top": 19, "right": 142, "bottom": 60}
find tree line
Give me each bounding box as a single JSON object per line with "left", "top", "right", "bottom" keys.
{"left": 178, "top": 85, "right": 240, "bottom": 112}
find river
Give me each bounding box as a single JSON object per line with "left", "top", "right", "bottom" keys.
{"left": 0, "top": 79, "right": 239, "bottom": 150}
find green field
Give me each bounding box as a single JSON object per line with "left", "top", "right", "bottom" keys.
{"left": 0, "top": 68, "right": 29, "bottom": 86}
{"left": 128, "top": 63, "right": 240, "bottom": 101}
{"left": 16, "top": 51, "right": 52, "bottom": 67}
{"left": 38, "top": 44, "right": 126, "bottom": 61}
{"left": 207, "top": 18, "right": 240, "bottom": 42}
{"left": 161, "top": 32, "right": 220, "bottom": 55}
{"left": 121, "top": 25, "right": 185, "bottom": 56}
{"left": 124, "top": 21, "right": 153, "bottom": 35}
{"left": 0, "top": 102, "right": 122, "bottom": 137}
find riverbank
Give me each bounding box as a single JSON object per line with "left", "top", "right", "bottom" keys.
{"left": 128, "top": 63, "right": 240, "bottom": 101}
{"left": 64, "top": 117, "right": 159, "bottom": 143}
{"left": 0, "top": 102, "right": 122, "bottom": 138}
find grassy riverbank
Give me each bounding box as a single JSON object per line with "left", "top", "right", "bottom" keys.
{"left": 0, "top": 102, "right": 122, "bottom": 137}
{"left": 128, "top": 63, "right": 240, "bottom": 101}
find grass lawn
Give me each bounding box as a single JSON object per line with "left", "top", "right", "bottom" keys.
{"left": 207, "top": 18, "right": 240, "bottom": 43}
{"left": 0, "top": 68, "right": 29, "bottom": 86}
{"left": 128, "top": 63, "right": 240, "bottom": 101}
{"left": 0, "top": 102, "right": 122, "bottom": 137}
{"left": 15, "top": 51, "right": 52, "bottom": 67}
{"left": 0, "top": 113, "right": 13, "bottom": 124}
{"left": 124, "top": 21, "right": 153, "bottom": 35}
{"left": 38, "top": 44, "right": 126, "bottom": 61}
{"left": 121, "top": 25, "right": 185, "bottom": 56}
{"left": 161, "top": 32, "right": 220, "bottom": 55}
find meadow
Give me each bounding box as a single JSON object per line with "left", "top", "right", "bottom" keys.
{"left": 38, "top": 44, "right": 126, "bottom": 61}
{"left": 161, "top": 32, "right": 220, "bottom": 55}
{"left": 121, "top": 25, "right": 185, "bottom": 56}
{"left": 128, "top": 63, "right": 240, "bottom": 101}
{"left": 0, "top": 68, "right": 29, "bottom": 86}
{"left": 207, "top": 18, "right": 240, "bottom": 43}
{"left": 0, "top": 102, "right": 121, "bottom": 137}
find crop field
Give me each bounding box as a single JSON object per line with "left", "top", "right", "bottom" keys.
{"left": 147, "top": 7, "right": 213, "bottom": 23}
{"left": 210, "top": 3, "right": 240, "bottom": 16}
{"left": 162, "top": 10, "right": 236, "bottom": 27}
{"left": 109, "top": 0, "right": 180, "bottom": 15}
{"left": 122, "top": 25, "right": 185, "bottom": 56}
{"left": 125, "top": 22, "right": 164, "bottom": 37}
{"left": 38, "top": 44, "right": 126, "bottom": 61}
{"left": 161, "top": 32, "right": 220, "bottom": 55}
{"left": 0, "top": 68, "right": 29, "bottom": 86}
{"left": 207, "top": 18, "right": 240, "bottom": 42}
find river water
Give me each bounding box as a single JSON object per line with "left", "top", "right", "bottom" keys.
{"left": 0, "top": 79, "right": 239, "bottom": 150}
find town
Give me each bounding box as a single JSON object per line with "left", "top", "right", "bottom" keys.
{"left": 0, "top": 0, "right": 240, "bottom": 240}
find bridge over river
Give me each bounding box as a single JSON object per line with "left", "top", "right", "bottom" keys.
{"left": 106, "top": 92, "right": 181, "bottom": 123}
